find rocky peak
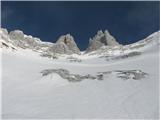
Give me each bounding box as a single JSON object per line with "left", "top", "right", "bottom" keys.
{"left": 86, "top": 30, "right": 120, "bottom": 52}
{"left": 9, "top": 30, "right": 24, "bottom": 40}
{"left": 55, "top": 34, "right": 80, "bottom": 54}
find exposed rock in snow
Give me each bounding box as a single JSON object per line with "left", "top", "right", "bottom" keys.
{"left": 41, "top": 68, "right": 148, "bottom": 82}
{"left": 85, "top": 31, "right": 160, "bottom": 58}
{"left": 42, "top": 34, "right": 81, "bottom": 56}
{"left": 9, "top": 30, "right": 24, "bottom": 41}
{"left": 0, "top": 28, "right": 53, "bottom": 52}
{"left": 56, "top": 34, "right": 81, "bottom": 54}
{"left": 86, "top": 30, "right": 120, "bottom": 53}
{"left": 1, "top": 28, "right": 8, "bottom": 35}
{"left": 9, "top": 30, "right": 53, "bottom": 50}
{"left": 66, "top": 56, "right": 82, "bottom": 62}
{"left": 41, "top": 68, "right": 96, "bottom": 82}
{"left": 46, "top": 42, "right": 71, "bottom": 54}
{"left": 1, "top": 27, "right": 159, "bottom": 58}
{"left": 101, "top": 51, "right": 141, "bottom": 61}
{"left": 115, "top": 70, "right": 148, "bottom": 80}
{"left": 0, "top": 28, "right": 17, "bottom": 50}
{"left": 1, "top": 28, "right": 81, "bottom": 55}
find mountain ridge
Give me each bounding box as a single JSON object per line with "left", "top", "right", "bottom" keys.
{"left": 0, "top": 28, "right": 159, "bottom": 57}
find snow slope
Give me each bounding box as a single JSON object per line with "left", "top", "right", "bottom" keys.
{"left": 1, "top": 31, "right": 160, "bottom": 119}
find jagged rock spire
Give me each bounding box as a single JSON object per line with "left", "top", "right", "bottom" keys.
{"left": 46, "top": 34, "right": 80, "bottom": 55}
{"left": 86, "top": 30, "right": 120, "bottom": 52}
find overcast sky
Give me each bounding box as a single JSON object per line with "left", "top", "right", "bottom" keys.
{"left": 1, "top": 1, "right": 159, "bottom": 50}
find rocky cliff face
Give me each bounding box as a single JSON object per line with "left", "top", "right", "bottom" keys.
{"left": 86, "top": 30, "right": 120, "bottom": 53}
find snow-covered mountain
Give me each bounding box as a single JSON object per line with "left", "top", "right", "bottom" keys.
{"left": 0, "top": 28, "right": 80, "bottom": 55}
{"left": 1, "top": 28, "right": 159, "bottom": 119}
{"left": 1, "top": 28, "right": 53, "bottom": 52}
{"left": 1, "top": 28, "right": 159, "bottom": 59}
{"left": 85, "top": 30, "right": 160, "bottom": 57}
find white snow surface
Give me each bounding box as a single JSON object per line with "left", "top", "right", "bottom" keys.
{"left": 1, "top": 31, "right": 160, "bottom": 119}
